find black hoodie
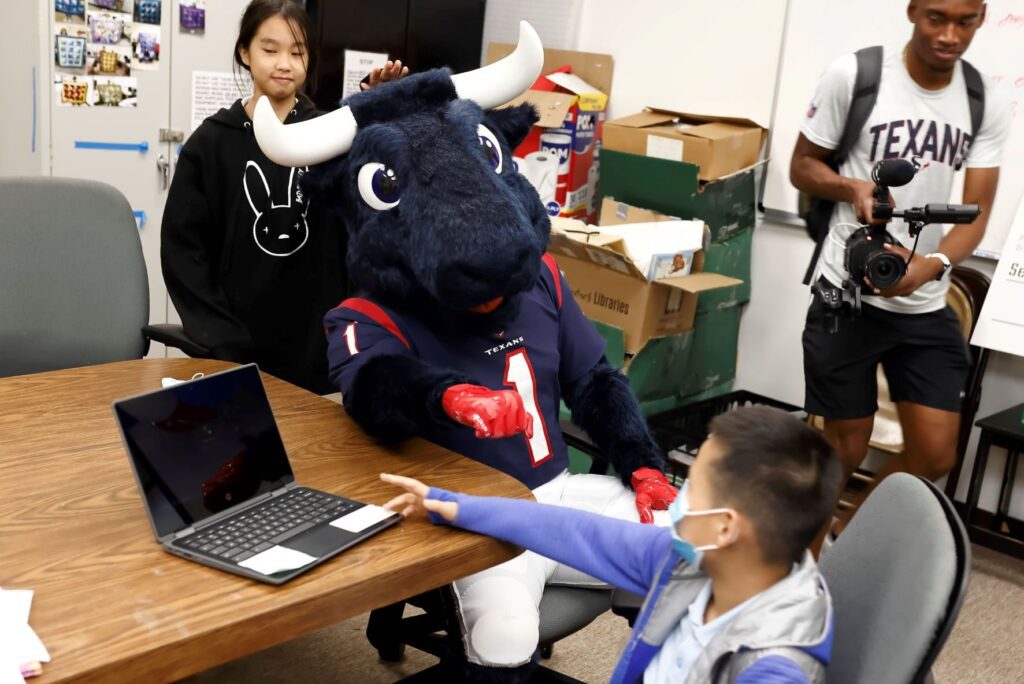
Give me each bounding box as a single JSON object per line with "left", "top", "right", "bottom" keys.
{"left": 161, "top": 98, "right": 346, "bottom": 394}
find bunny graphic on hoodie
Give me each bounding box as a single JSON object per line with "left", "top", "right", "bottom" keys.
{"left": 162, "top": 97, "right": 347, "bottom": 394}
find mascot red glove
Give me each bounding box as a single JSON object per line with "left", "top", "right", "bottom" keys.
{"left": 442, "top": 384, "right": 534, "bottom": 439}
{"left": 631, "top": 467, "right": 678, "bottom": 524}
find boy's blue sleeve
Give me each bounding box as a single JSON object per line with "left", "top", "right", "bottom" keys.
{"left": 734, "top": 656, "right": 812, "bottom": 684}
{"left": 428, "top": 488, "right": 671, "bottom": 596}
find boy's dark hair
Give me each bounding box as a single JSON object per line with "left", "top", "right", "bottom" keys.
{"left": 707, "top": 406, "right": 840, "bottom": 565}
{"left": 234, "top": 0, "right": 318, "bottom": 97}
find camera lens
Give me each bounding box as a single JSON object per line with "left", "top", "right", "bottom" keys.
{"left": 865, "top": 252, "right": 906, "bottom": 289}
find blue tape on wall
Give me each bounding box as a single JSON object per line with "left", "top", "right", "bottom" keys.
{"left": 74, "top": 140, "right": 150, "bottom": 153}
{"left": 133, "top": 211, "right": 146, "bottom": 229}
{"left": 31, "top": 67, "right": 36, "bottom": 154}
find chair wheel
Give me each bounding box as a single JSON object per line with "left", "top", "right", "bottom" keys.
{"left": 540, "top": 644, "right": 553, "bottom": 660}
{"left": 377, "top": 641, "right": 406, "bottom": 662}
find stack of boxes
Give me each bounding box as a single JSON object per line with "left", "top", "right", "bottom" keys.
{"left": 584, "top": 108, "right": 767, "bottom": 413}
{"left": 487, "top": 43, "right": 766, "bottom": 437}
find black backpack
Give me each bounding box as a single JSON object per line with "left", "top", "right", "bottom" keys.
{"left": 800, "top": 45, "right": 986, "bottom": 285}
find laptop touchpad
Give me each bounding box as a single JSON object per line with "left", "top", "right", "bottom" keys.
{"left": 282, "top": 525, "right": 354, "bottom": 557}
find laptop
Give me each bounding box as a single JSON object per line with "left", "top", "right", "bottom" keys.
{"left": 113, "top": 364, "right": 400, "bottom": 585}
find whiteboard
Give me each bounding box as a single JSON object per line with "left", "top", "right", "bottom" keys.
{"left": 762, "top": 0, "right": 1024, "bottom": 258}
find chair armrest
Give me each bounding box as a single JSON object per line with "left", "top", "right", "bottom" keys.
{"left": 559, "top": 419, "right": 611, "bottom": 475}
{"left": 611, "top": 588, "right": 645, "bottom": 627}
{"left": 142, "top": 323, "right": 211, "bottom": 358}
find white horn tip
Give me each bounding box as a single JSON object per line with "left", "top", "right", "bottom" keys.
{"left": 517, "top": 21, "right": 544, "bottom": 73}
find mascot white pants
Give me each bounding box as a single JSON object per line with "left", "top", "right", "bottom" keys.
{"left": 452, "top": 470, "right": 670, "bottom": 667}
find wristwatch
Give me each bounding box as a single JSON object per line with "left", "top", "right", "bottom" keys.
{"left": 925, "top": 252, "right": 952, "bottom": 280}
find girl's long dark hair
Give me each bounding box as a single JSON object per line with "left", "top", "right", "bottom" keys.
{"left": 234, "top": 0, "right": 318, "bottom": 97}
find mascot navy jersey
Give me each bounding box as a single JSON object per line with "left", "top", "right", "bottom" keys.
{"left": 324, "top": 255, "right": 605, "bottom": 489}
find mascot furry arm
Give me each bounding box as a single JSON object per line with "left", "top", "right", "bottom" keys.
{"left": 253, "top": 23, "right": 675, "bottom": 521}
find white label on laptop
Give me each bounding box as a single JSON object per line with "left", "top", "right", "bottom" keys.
{"left": 238, "top": 546, "right": 316, "bottom": 576}
{"left": 646, "top": 135, "right": 683, "bottom": 162}
{"left": 330, "top": 504, "right": 392, "bottom": 533}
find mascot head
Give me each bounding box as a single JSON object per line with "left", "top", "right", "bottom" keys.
{"left": 254, "top": 22, "right": 549, "bottom": 318}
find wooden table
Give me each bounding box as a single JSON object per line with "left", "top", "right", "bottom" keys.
{"left": 0, "top": 359, "right": 531, "bottom": 683}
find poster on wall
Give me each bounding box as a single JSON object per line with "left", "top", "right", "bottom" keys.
{"left": 180, "top": 0, "right": 205, "bottom": 34}
{"left": 55, "top": 0, "right": 86, "bottom": 24}
{"left": 55, "top": 74, "right": 138, "bottom": 107}
{"left": 133, "top": 0, "right": 160, "bottom": 25}
{"left": 191, "top": 71, "right": 251, "bottom": 132}
{"left": 55, "top": 31, "right": 88, "bottom": 70}
{"left": 55, "top": 0, "right": 142, "bottom": 107}
{"left": 131, "top": 26, "right": 160, "bottom": 70}
{"left": 972, "top": 195, "right": 1024, "bottom": 358}
{"left": 86, "top": 44, "right": 132, "bottom": 75}
{"left": 342, "top": 49, "right": 389, "bottom": 100}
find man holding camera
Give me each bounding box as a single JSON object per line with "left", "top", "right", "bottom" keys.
{"left": 790, "top": 0, "right": 1010, "bottom": 540}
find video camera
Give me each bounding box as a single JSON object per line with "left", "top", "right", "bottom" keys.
{"left": 812, "top": 158, "right": 981, "bottom": 333}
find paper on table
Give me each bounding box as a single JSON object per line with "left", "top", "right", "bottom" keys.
{"left": 0, "top": 588, "right": 49, "bottom": 684}
{"left": 599, "top": 220, "right": 705, "bottom": 281}
{"left": 330, "top": 505, "right": 393, "bottom": 533}
{"left": 238, "top": 546, "right": 316, "bottom": 576}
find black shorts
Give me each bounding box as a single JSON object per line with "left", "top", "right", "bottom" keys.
{"left": 802, "top": 286, "right": 968, "bottom": 419}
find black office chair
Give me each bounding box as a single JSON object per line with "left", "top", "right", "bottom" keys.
{"left": 820, "top": 473, "right": 970, "bottom": 683}
{"left": 365, "top": 437, "right": 616, "bottom": 683}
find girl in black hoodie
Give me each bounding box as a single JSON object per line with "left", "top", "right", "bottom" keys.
{"left": 161, "top": 0, "right": 403, "bottom": 394}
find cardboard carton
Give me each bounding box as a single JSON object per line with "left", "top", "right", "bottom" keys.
{"left": 599, "top": 150, "right": 757, "bottom": 243}
{"left": 603, "top": 109, "right": 766, "bottom": 181}
{"left": 487, "top": 43, "right": 613, "bottom": 223}
{"left": 548, "top": 218, "right": 740, "bottom": 354}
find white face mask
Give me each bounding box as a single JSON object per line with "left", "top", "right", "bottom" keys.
{"left": 668, "top": 481, "right": 732, "bottom": 567}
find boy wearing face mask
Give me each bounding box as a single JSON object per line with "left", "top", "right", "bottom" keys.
{"left": 381, "top": 406, "right": 840, "bottom": 683}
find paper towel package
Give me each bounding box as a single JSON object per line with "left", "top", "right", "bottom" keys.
{"left": 487, "top": 43, "right": 612, "bottom": 223}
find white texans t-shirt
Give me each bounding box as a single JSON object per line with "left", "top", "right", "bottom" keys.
{"left": 802, "top": 46, "right": 1010, "bottom": 314}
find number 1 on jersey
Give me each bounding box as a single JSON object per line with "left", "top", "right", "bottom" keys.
{"left": 503, "top": 349, "right": 552, "bottom": 467}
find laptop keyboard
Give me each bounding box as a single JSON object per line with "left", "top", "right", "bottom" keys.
{"left": 176, "top": 488, "right": 358, "bottom": 564}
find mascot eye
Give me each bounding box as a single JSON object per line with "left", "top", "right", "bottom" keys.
{"left": 357, "top": 163, "right": 401, "bottom": 211}
{"left": 477, "top": 125, "right": 503, "bottom": 174}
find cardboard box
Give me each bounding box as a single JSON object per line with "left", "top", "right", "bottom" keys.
{"left": 487, "top": 43, "right": 613, "bottom": 223}
{"left": 599, "top": 150, "right": 756, "bottom": 243}
{"left": 547, "top": 219, "right": 740, "bottom": 354}
{"left": 598, "top": 196, "right": 751, "bottom": 312}
{"left": 599, "top": 197, "right": 676, "bottom": 227}
{"left": 603, "top": 109, "right": 766, "bottom": 182}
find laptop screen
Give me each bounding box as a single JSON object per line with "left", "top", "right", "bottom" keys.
{"left": 114, "top": 365, "right": 294, "bottom": 539}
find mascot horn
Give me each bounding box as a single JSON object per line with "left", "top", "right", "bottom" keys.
{"left": 255, "top": 21, "right": 679, "bottom": 683}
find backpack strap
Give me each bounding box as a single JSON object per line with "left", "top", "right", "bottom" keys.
{"left": 834, "top": 45, "right": 884, "bottom": 165}
{"left": 958, "top": 58, "right": 985, "bottom": 171}
{"left": 801, "top": 45, "right": 884, "bottom": 285}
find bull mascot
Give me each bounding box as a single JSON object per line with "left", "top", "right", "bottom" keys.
{"left": 254, "top": 22, "right": 678, "bottom": 681}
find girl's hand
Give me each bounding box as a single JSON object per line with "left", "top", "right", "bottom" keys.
{"left": 361, "top": 60, "right": 411, "bottom": 90}
{"left": 380, "top": 473, "right": 458, "bottom": 522}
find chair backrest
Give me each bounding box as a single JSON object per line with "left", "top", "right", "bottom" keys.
{"left": 0, "top": 177, "right": 148, "bottom": 377}
{"left": 948, "top": 266, "right": 990, "bottom": 341}
{"left": 819, "top": 473, "right": 970, "bottom": 684}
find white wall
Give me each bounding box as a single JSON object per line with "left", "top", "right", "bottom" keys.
{"left": 738, "top": 217, "right": 1024, "bottom": 516}
{"left": 575, "top": 0, "right": 788, "bottom": 123}
{"left": 2, "top": 1, "right": 45, "bottom": 176}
